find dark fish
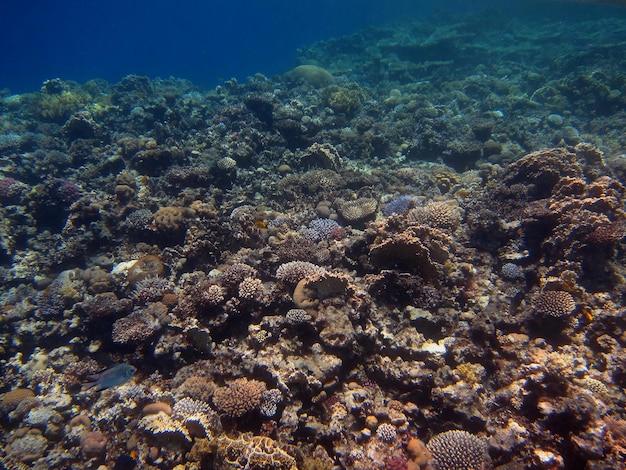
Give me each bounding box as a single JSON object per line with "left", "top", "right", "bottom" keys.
{"left": 82, "top": 364, "right": 137, "bottom": 391}
{"left": 114, "top": 454, "right": 137, "bottom": 470}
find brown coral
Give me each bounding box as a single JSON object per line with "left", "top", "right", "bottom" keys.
{"left": 212, "top": 378, "right": 266, "bottom": 418}
{"left": 427, "top": 430, "right": 492, "bottom": 470}
{"left": 504, "top": 147, "right": 582, "bottom": 198}
{"left": 127, "top": 255, "right": 165, "bottom": 286}
{"left": 534, "top": 291, "right": 577, "bottom": 318}
{"left": 80, "top": 431, "right": 107, "bottom": 458}
{"left": 369, "top": 225, "right": 450, "bottom": 282}
{"left": 299, "top": 142, "right": 342, "bottom": 171}
{"left": 0, "top": 388, "right": 35, "bottom": 413}
{"left": 337, "top": 197, "right": 378, "bottom": 224}
{"left": 154, "top": 206, "right": 195, "bottom": 237}
{"left": 293, "top": 271, "right": 350, "bottom": 309}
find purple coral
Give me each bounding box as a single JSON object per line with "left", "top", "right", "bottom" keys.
{"left": 112, "top": 309, "right": 159, "bottom": 344}
{"left": 501, "top": 262, "right": 523, "bottom": 280}
{"left": 276, "top": 261, "right": 326, "bottom": 284}
{"left": 300, "top": 218, "right": 341, "bottom": 241}
{"left": 0, "top": 177, "right": 25, "bottom": 201}
{"left": 383, "top": 195, "right": 418, "bottom": 216}
{"left": 54, "top": 179, "right": 83, "bottom": 204}
{"left": 131, "top": 277, "right": 175, "bottom": 304}
{"left": 37, "top": 280, "right": 66, "bottom": 317}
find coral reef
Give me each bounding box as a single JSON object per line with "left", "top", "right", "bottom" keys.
{"left": 1, "top": 8, "right": 626, "bottom": 469}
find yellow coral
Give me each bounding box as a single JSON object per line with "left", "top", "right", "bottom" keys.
{"left": 215, "top": 434, "right": 297, "bottom": 470}
{"left": 284, "top": 65, "right": 334, "bottom": 88}
{"left": 139, "top": 411, "right": 191, "bottom": 441}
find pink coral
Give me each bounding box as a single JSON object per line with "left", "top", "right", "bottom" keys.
{"left": 0, "top": 177, "right": 24, "bottom": 200}
{"left": 80, "top": 431, "right": 107, "bottom": 457}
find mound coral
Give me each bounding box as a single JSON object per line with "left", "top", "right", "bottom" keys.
{"left": 284, "top": 64, "right": 334, "bottom": 87}
{"left": 369, "top": 225, "right": 450, "bottom": 282}
{"left": 534, "top": 290, "right": 577, "bottom": 318}
{"left": 80, "top": 430, "right": 107, "bottom": 458}
{"left": 293, "top": 271, "right": 350, "bottom": 309}
{"left": 427, "top": 430, "right": 492, "bottom": 470}
{"left": 6, "top": 427, "right": 48, "bottom": 464}
{"left": 153, "top": 206, "right": 195, "bottom": 238}
{"left": 212, "top": 378, "right": 266, "bottom": 418}
{"left": 298, "top": 142, "right": 342, "bottom": 171}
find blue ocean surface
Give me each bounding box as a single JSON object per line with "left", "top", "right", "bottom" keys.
{"left": 3, "top": 0, "right": 619, "bottom": 93}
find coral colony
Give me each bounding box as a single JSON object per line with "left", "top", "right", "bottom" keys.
{"left": 3, "top": 8, "right": 626, "bottom": 470}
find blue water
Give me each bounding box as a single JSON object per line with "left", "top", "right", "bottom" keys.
{"left": 1, "top": 0, "right": 623, "bottom": 94}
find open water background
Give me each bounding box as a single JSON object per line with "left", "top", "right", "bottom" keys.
{"left": 1, "top": 0, "right": 624, "bottom": 93}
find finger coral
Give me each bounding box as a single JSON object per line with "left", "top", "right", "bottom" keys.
{"left": 276, "top": 261, "right": 326, "bottom": 285}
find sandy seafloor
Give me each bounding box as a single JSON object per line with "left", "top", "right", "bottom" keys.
{"left": 2, "top": 7, "right": 626, "bottom": 470}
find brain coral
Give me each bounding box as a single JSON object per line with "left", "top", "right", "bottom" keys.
{"left": 212, "top": 378, "right": 266, "bottom": 418}
{"left": 214, "top": 434, "right": 297, "bottom": 470}
{"left": 427, "top": 430, "right": 492, "bottom": 470}
{"left": 0, "top": 388, "right": 35, "bottom": 413}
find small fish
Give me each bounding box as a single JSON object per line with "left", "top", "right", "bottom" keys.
{"left": 82, "top": 364, "right": 137, "bottom": 392}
